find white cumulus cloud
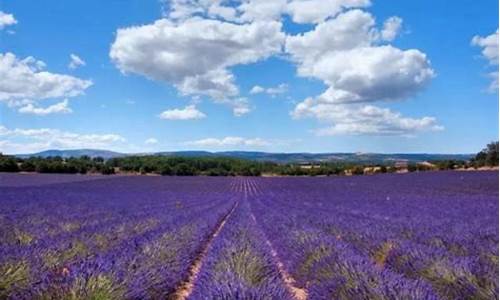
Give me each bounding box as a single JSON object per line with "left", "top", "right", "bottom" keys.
{"left": 18, "top": 99, "right": 73, "bottom": 116}
{"left": 0, "top": 11, "right": 17, "bottom": 29}
{"left": 110, "top": 17, "right": 284, "bottom": 104}
{"left": 159, "top": 104, "right": 206, "bottom": 120}
{"left": 285, "top": 9, "right": 438, "bottom": 136}
{"left": 472, "top": 29, "right": 499, "bottom": 92}
{"left": 0, "top": 52, "right": 92, "bottom": 105}
{"left": 249, "top": 85, "right": 265, "bottom": 94}
{"left": 128, "top": 2, "right": 438, "bottom": 136}
{"left": 286, "top": 10, "right": 434, "bottom": 104}
{"left": 381, "top": 16, "right": 402, "bottom": 41}
{"left": 472, "top": 29, "right": 499, "bottom": 65}
{"left": 304, "top": 46, "right": 433, "bottom": 104}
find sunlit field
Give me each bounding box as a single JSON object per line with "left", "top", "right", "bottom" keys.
{"left": 1, "top": 171, "right": 497, "bottom": 299}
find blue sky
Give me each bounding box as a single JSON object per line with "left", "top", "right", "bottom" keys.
{"left": 0, "top": 0, "right": 498, "bottom": 154}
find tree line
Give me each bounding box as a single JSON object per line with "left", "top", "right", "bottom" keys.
{"left": 0, "top": 155, "right": 377, "bottom": 176}
{"left": 0, "top": 155, "right": 115, "bottom": 175}
{"left": 469, "top": 141, "right": 499, "bottom": 167}
{"left": 0, "top": 141, "right": 497, "bottom": 176}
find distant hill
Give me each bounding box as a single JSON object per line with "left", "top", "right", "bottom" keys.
{"left": 16, "top": 149, "right": 126, "bottom": 160}
{"left": 156, "top": 151, "right": 215, "bottom": 157}
{"left": 216, "top": 152, "right": 474, "bottom": 164}
{"left": 16, "top": 149, "right": 474, "bottom": 164}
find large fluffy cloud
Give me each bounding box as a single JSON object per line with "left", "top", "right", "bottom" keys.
{"left": 302, "top": 46, "right": 433, "bottom": 104}
{"left": 472, "top": 29, "right": 499, "bottom": 91}
{"left": 121, "top": 1, "right": 438, "bottom": 136}
{"left": 286, "top": 9, "right": 376, "bottom": 61}
{"left": 110, "top": 17, "right": 284, "bottom": 107}
{"left": 286, "top": 10, "right": 434, "bottom": 104}
{"left": 131, "top": 0, "right": 376, "bottom": 116}
{"left": 0, "top": 126, "right": 126, "bottom": 154}
{"left": 285, "top": 9, "right": 438, "bottom": 136}
{"left": 0, "top": 52, "right": 92, "bottom": 104}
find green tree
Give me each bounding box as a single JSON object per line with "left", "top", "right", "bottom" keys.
{"left": 174, "top": 163, "right": 195, "bottom": 176}
{"left": 160, "top": 165, "right": 173, "bottom": 176}
{"left": 20, "top": 161, "right": 36, "bottom": 172}
{"left": 0, "top": 155, "right": 19, "bottom": 172}
{"left": 101, "top": 165, "right": 115, "bottom": 175}
{"left": 472, "top": 142, "right": 499, "bottom": 167}
{"left": 351, "top": 166, "right": 365, "bottom": 175}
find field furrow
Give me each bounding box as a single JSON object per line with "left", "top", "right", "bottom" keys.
{"left": 171, "top": 200, "right": 239, "bottom": 300}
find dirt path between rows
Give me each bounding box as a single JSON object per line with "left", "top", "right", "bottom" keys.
{"left": 245, "top": 177, "right": 307, "bottom": 300}
{"left": 250, "top": 211, "right": 308, "bottom": 300}
{"left": 171, "top": 178, "right": 307, "bottom": 300}
{"left": 169, "top": 201, "right": 239, "bottom": 300}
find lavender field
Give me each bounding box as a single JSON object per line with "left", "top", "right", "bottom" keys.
{"left": 0, "top": 171, "right": 498, "bottom": 299}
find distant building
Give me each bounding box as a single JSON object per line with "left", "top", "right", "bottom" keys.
{"left": 394, "top": 160, "right": 408, "bottom": 173}
{"left": 417, "top": 161, "right": 437, "bottom": 170}
{"left": 362, "top": 166, "right": 383, "bottom": 175}
{"left": 299, "top": 163, "right": 321, "bottom": 169}
{"left": 394, "top": 160, "right": 408, "bottom": 169}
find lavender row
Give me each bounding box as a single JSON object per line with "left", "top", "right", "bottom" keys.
{"left": 0, "top": 176, "right": 238, "bottom": 299}
{"left": 249, "top": 195, "right": 437, "bottom": 298}
{"left": 248, "top": 172, "right": 498, "bottom": 299}
{"left": 189, "top": 199, "right": 293, "bottom": 299}
{"left": 0, "top": 173, "right": 112, "bottom": 187}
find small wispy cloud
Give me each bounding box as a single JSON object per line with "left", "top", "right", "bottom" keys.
{"left": 250, "top": 83, "right": 288, "bottom": 97}
{"left": 184, "top": 136, "right": 270, "bottom": 148}
{"left": 68, "top": 54, "right": 86, "bottom": 69}
{"left": 159, "top": 105, "right": 206, "bottom": 120}
{"left": 18, "top": 99, "right": 73, "bottom": 116}
{"left": 145, "top": 138, "right": 159, "bottom": 145}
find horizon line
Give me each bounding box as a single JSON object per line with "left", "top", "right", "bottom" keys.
{"left": 8, "top": 148, "right": 477, "bottom": 156}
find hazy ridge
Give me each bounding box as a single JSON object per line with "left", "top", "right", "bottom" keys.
{"left": 16, "top": 149, "right": 474, "bottom": 164}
